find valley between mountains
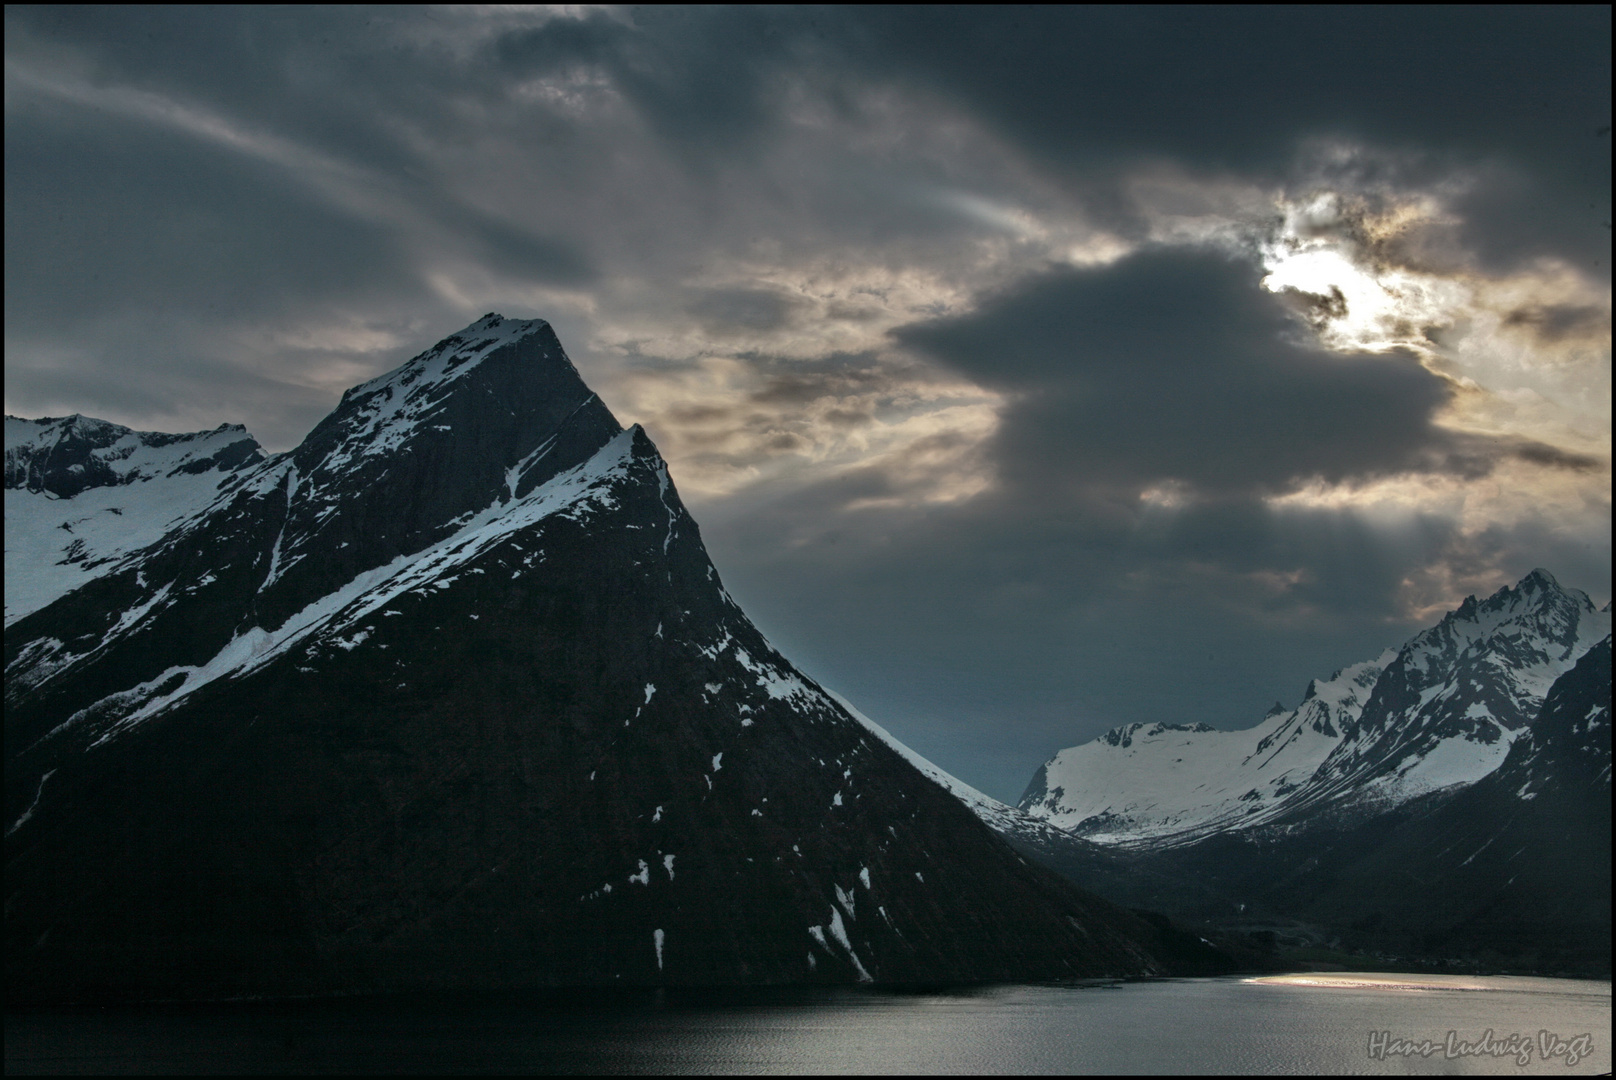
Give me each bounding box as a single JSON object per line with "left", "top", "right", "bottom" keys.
{"left": 6, "top": 315, "right": 1609, "bottom": 1001}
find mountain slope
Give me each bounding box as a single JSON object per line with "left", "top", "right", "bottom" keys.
{"left": 1295, "top": 635, "right": 1611, "bottom": 973}
{"left": 5, "top": 315, "right": 1192, "bottom": 1001}
{"left": 4, "top": 415, "right": 264, "bottom": 626}
{"left": 1018, "top": 573, "right": 1609, "bottom": 848}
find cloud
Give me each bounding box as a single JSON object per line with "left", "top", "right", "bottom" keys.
{"left": 895, "top": 248, "right": 1491, "bottom": 497}
{"left": 1502, "top": 302, "right": 1610, "bottom": 344}
{"left": 687, "top": 287, "right": 807, "bottom": 335}
{"left": 841, "top": 7, "right": 1611, "bottom": 277}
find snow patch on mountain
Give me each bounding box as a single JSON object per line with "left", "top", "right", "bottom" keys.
{"left": 1018, "top": 650, "right": 1393, "bottom": 844}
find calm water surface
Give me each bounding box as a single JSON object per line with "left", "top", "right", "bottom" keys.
{"left": 6, "top": 973, "right": 1609, "bottom": 1074}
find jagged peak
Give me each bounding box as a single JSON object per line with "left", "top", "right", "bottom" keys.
{"left": 1520, "top": 567, "right": 1560, "bottom": 592}
{"left": 1436, "top": 569, "right": 1587, "bottom": 634}
{"left": 299, "top": 314, "right": 607, "bottom": 490}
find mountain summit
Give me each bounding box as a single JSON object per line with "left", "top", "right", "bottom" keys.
{"left": 5, "top": 315, "right": 1199, "bottom": 1001}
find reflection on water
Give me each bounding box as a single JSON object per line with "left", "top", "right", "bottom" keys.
{"left": 1247, "top": 973, "right": 1498, "bottom": 992}
{"left": 6, "top": 974, "right": 1609, "bottom": 1075}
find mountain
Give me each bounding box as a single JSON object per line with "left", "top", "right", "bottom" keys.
{"left": 1002, "top": 578, "right": 1611, "bottom": 973}
{"left": 4, "top": 314, "right": 1210, "bottom": 1003}
{"left": 1018, "top": 571, "right": 1609, "bottom": 848}
{"left": 1292, "top": 636, "right": 1611, "bottom": 973}
{"left": 4, "top": 415, "right": 264, "bottom": 626}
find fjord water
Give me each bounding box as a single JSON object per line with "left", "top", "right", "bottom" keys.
{"left": 7, "top": 974, "right": 1608, "bottom": 1074}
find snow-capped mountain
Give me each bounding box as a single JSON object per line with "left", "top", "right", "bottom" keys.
{"left": 4, "top": 415, "right": 263, "bottom": 625}
{"left": 5, "top": 315, "right": 1201, "bottom": 1002}
{"left": 1289, "top": 635, "right": 1612, "bottom": 973}
{"left": 1018, "top": 571, "right": 1609, "bottom": 848}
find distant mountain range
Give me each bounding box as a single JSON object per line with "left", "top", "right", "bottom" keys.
{"left": 1000, "top": 570, "right": 1611, "bottom": 974}
{"left": 4, "top": 315, "right": 1216, "bottom": 1003}
{"left": 1019, "top": 570, "right": 1608, "bottom": 846}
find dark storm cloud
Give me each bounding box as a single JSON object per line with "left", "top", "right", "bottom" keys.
{"left": 477, "top": 6, "right": 1611, "bottom": 276}
{"left": 843, "top": 7, "right": 1611, "bottom": 276}
{"left": 491, "top": 7, "right": 819, "bottom": 159}
{"left": 896, "top": 249, "right": 1477, "bottom": 496}
{"left": 1509, "top": 441, "right": 1604, "bottom": 473}
{"left": 4, "top": 6, "right": 428, "bottom": 175}
{"left": 1502, "top": 303, "right": 1611, "bottom": 344}
{"left": 8, "top": 6, "right": 1608, "bottom": 272}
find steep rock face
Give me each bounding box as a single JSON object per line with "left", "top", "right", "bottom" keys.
{"left": 1018, "top": 574, "right": 1608, "bottom": 847}
{"left": 4, "top": 415, "right": 264, "bottom": 625}
{"left": 5, "top": 315, "right": 1185, "bottom": 1002}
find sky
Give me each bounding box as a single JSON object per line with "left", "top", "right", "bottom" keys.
{"left": 5, "top": 6, "right": 1611, "bottom": 802}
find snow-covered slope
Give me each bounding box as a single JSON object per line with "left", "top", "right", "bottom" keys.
{"left": 1292, "top": 635, "right": 1612, "bottom": 973}
{"left": 21, "top": 428, "right": 646, "bottom": 751}
{"left": 4, "top": 415, "right": 263, "bottom": 625}
{"left": 1019, "top": 571, "right": 1609, "bottom": 847}
{"left": 1019, "top": 651, "right": 1392, "bottom": 844}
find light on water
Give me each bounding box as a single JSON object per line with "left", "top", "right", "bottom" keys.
{"left": 7, "top": 974, "right": 1609, "bottom": 1075}
{"left": 1247, "top": 973, "right": 1497, "bottom": 992}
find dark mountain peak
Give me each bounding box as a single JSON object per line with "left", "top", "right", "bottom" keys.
{"left": 1521, "top": 567, "right": 1561, "bottom": 593}
{"left": 1264, "top": 700, "right": 1287, "bottom": 717}
{"left": 322, "top": 313, "right": 576, "bottom": 444}
{"left": 5, "top": 315, "right": 1186, "bottom": 999}
{"left": 3, "top": 317, "right": 626, "bottom": 735}
{"left": 243, "top": 316, "right": 622, "bottom": 627}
